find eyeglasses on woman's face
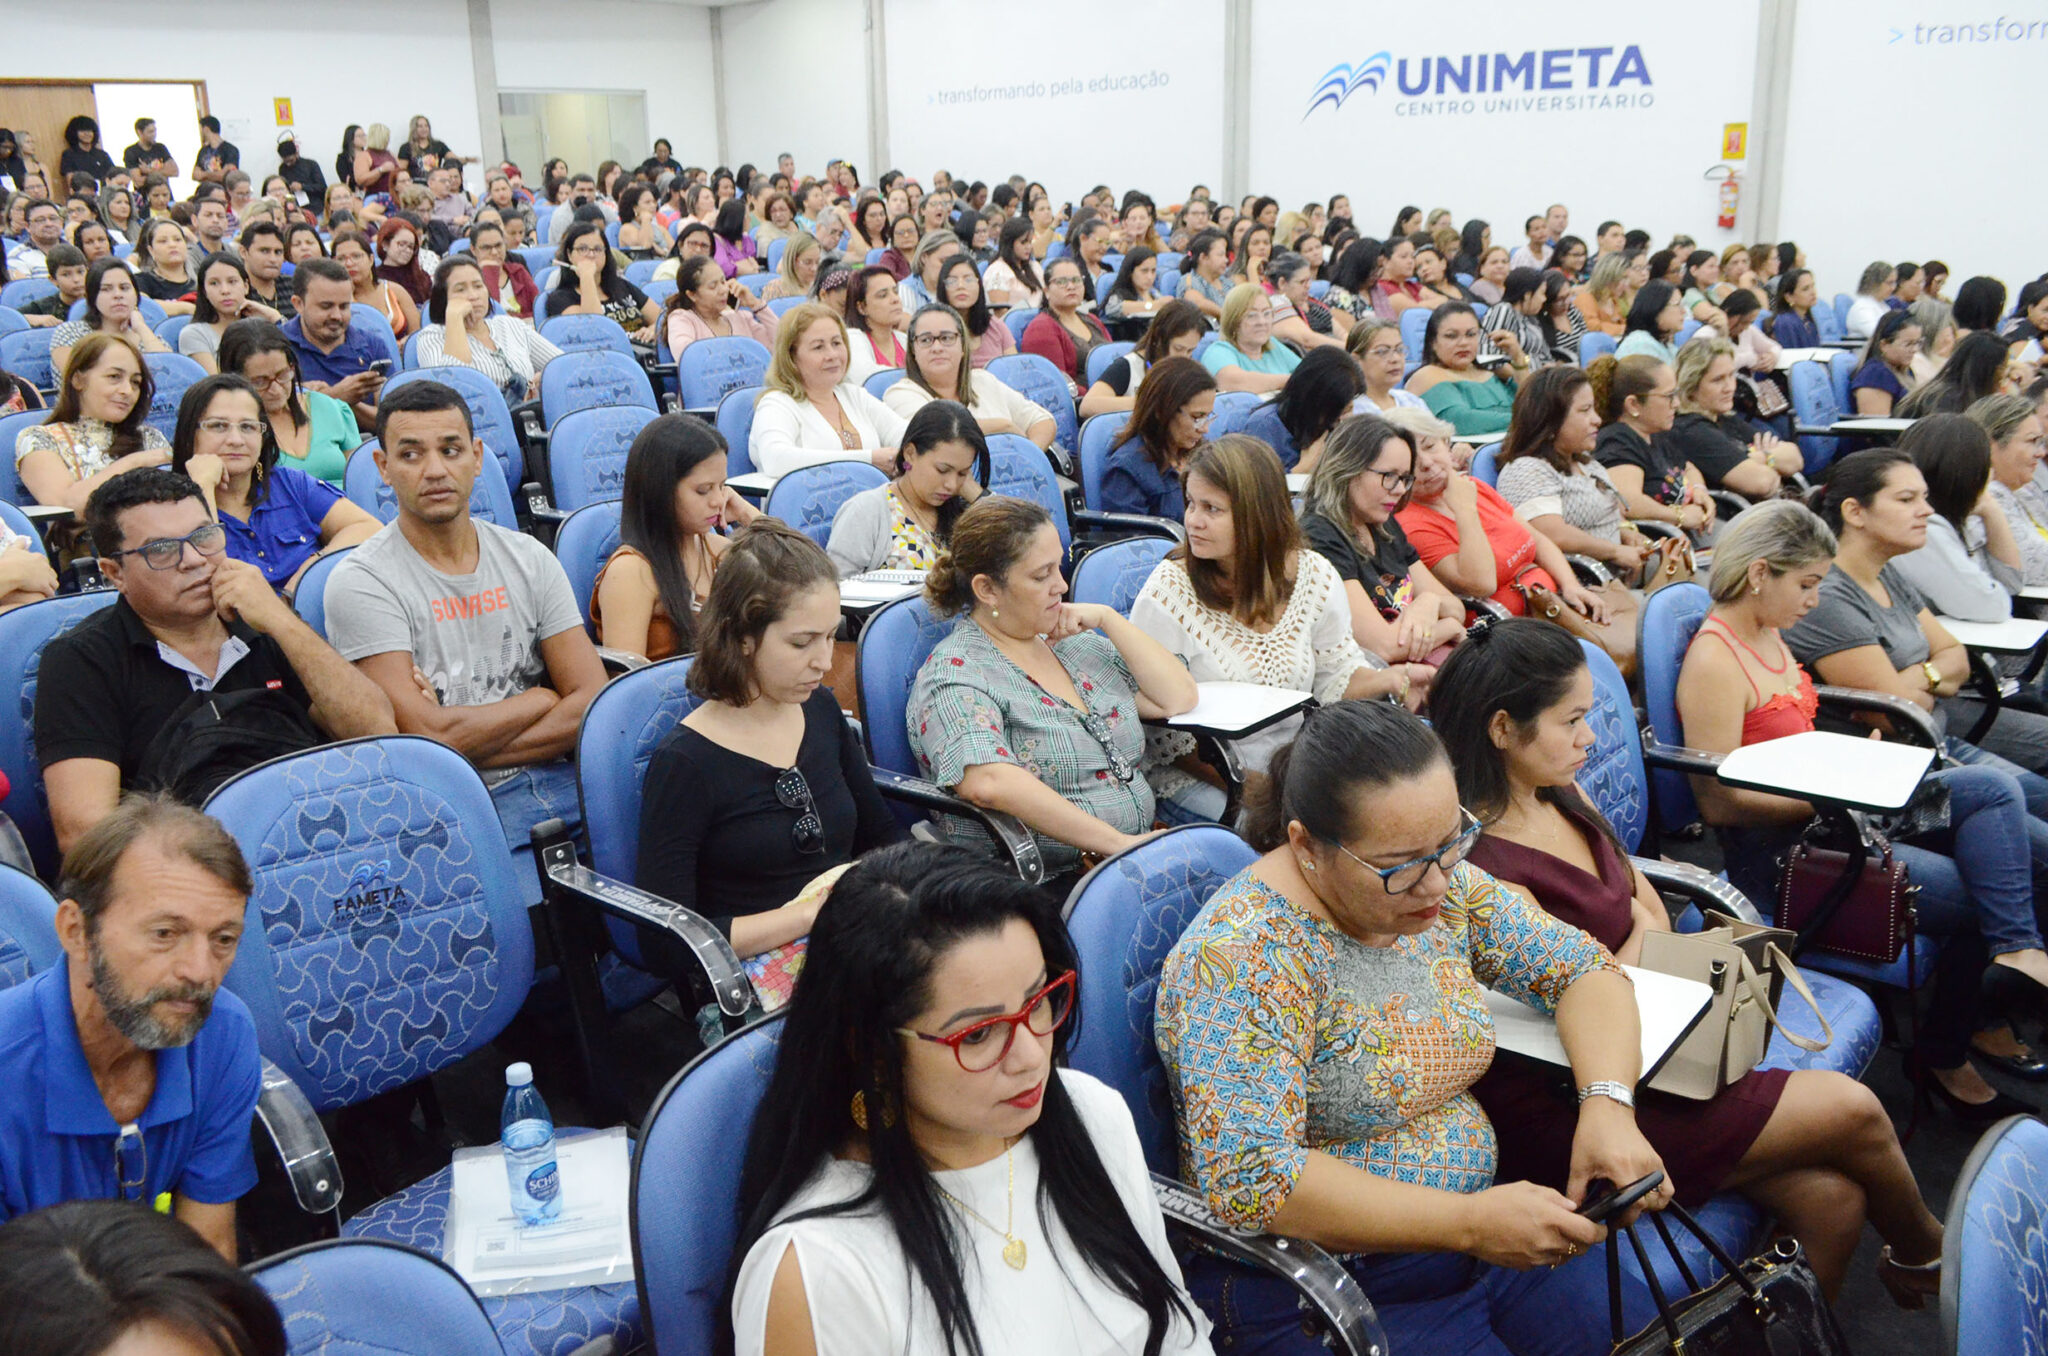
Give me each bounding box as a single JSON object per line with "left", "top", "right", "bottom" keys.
{"left": 898, "top": 970, "right": 1076, "bottom": 1072}
{"left": 913, "top": 329, "right": 962, "bottom": 350}
{"left": 1336, "top": 808, "right": 1483, "bottom": 894}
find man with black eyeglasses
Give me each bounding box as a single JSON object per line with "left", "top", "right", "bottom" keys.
{"left": 33, "top": 468, "right": 393, "bottom": 852}
{"left": 0, "top": 794, "right": 260, "bottom": 1261}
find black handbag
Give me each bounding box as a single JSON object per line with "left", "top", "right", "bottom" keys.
{"left": 1607, "top": 1200, "right": 1850, "bottom": 1354}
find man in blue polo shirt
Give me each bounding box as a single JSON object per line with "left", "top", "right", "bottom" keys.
{"left": 0, "top": 795, "right": 261, "bottom": 1261}
{"left": 281, "top": 257, "right": 386, "bottom": 427}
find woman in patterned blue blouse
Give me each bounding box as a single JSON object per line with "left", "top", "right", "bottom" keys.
{"left": 1155, "top": 699, "right": 1668, "bottom": 1355}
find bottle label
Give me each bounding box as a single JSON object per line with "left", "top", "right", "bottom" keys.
{"left": 526, "top": 1162, "right": 560, "bottom": 1202}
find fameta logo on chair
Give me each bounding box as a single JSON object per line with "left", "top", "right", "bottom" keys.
{"left": 1306, "top": 45, "right": 1655, "bottom": 120}
{"left": 334, "top": 859, "right": 411, "bottom": 918}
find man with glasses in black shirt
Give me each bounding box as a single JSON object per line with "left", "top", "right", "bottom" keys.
{"left": 33, "top": 468, "right": 393, "bottom": 853}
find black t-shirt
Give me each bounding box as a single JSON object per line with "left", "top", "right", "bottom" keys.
{"left": 546, "top": 278, "right": 648, "bottom": 330}
{"left": 123, "top": 141, "right": 174, "bottom": 171}
{"left": 404, "top": 138, "right": 452, "bottom": 176}
{"left": 1098, "top": 352, "right": 1143, "bottom": 397}
{"left": 278, "top": 157, "right": 328, "bottom": 207}
{"left": 195, "top": 140, "right": 241, "bottom": 179}
{"left": 134, "top": 270, "right": 195, "bottom": 302}
{"left": 1302, "top": 508, "right": 1419, "bottom": 619}
{"left": 1666, "top": 411, "right": 1758, "bottom": 492}
{"left": 635, "top": 688, "right": 904, "bottom": 938}
{"left": 59, "top": 147, "right": 116, "bottom": 183}
{"left": 1594, "top": 421, "right": 1686, "bottom": 506}
{"left": 34, "top": 597, "right": 313, "bottom": 785}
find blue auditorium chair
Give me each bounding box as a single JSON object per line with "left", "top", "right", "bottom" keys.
{"left": 541, "top": 314, "right": 637, "bottom": 362}
{"left": 1087, "top": 340, "right": 1136, "bottom": 386}
{"left": 1002, "top": 306, "right": 1039, "bottom": 344}
{"left": 1069, "top": 534, "right": 1174, "bottom": 617}
{"left": 1578, "top": 331, "right": 1619, "bottom": 368}
{"left": 0, "top": 591, "right": 119, "bottom": 876}
{"left": 253, "top": 1238, "right": 506, "bottom": 1356}
{"left": 0, "top": 278, "right": 57, "bottom": 311}
{"left": 1077, "top": 410, "right": 1129, "bottom": 511}
{"left": 1206, "top": 390, "right": 1262, "bottom": 437}
{"left": 553, "top": 500, "right": 622, "bottom": 638}
{"left": 349, "top": 304, "right": 401, "bottom": 368}
{"left": 1469, "top": 440, "right": 1504, "bottom": 486}
{"left": 540, "top": 351, "right": 658, "bottom": 429}
{"left": 1788, "top": 360, "right": 1842, "bottom": 475}
{"left": 763, "top": 462, "right": 886, "bottom": 547}
{"left": 1399, "top": 305, "right": 1434, "bottom": 371}
{"left": 343, "top": 439, "right": 518, "bottom": 528}
{"left": 1942, "top": 1114, "right": 2048, "bottom": 1355}
{"left": 986, "top": 353, "right": 1076, "bottom": 453}
{"left": 675, "top": 336, "right": 770, "bottom": 415}
{"left": 542, "top": 405, "right": 657, "bottom": 512}
{"left": 862, "top": 368, "right": 904, "bottom": 400}
{"left": 717, "top": 385, "right": 764, "bottom": 477}
{"left": 142, "top": 351, "right": 206, "bottom": 441}
{"left": 1, "top": 328, "right": 57, "bottom": 394}
{"left": 290, "top": 547, "right": 356, "bottom": 641}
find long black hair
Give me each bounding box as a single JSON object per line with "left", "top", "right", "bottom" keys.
{"left": 171, "top": 374, "right": 280, "bottom": 507}
{"left": 218, "top": 319, "right": 309, "bottom": 431}
{"left": 1429, "top": 617, "right": 1598, "bottom": 825}
{"left": 936, "top": 254, "right": 992, "bottom": 338}
{"left": 1625, "top": 280, "right": 1679, "bottom": 340}
{"left": 1243, "top": 699, "right": 1447, "bottom": 851}
{"left": 1899, "top": 412, "right": 1994, "bottom": 531}
{"left": 731, "top": 841, "right": 1196, "bottom": 1356}
{"left": 1108, "top": 245, "right": 1158, "bottom": 303}
{"left": 554, "top": 219, "right": 626, "bottom": 299}
{"left": 896, "top": 399, "right": 990, "bottom": 542}
{"left": 1898, "top": 330, "right": 2012, "bottom": 418}
{"left": 995, "top": 215, "right": 1043, "bottom": 297}
{"left": 617, "top": 414, "right": 729, "bottom": 654}
{"left": 1273, "top": 346, "right": 1364, "bottom": 450}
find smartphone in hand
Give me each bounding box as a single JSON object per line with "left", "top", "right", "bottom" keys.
{"left": 1577, "top": 1171, "right": 1664, "bottom": 1225}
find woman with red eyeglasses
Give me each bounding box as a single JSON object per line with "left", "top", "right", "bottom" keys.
{"left": 731, "top": 840, "right": 1214, "bottom": 1356}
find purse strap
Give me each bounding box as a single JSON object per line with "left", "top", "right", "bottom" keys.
{"left": 1734, "top": 947, "right": 1832, "bottom": 1053}
{"left": 1606, "top": 1198, "right": 1771, "bottom": 1345}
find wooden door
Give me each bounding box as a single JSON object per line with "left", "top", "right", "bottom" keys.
{"left": 0, "top": 83, "right": 101, "bottom": 192}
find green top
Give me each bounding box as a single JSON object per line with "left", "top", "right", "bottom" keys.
{"left": 1421, "top": 373, "right": 1517, "bottom": 437}
{"left": 274, "top": 391, "right": 360, "bottom": 488}
{"left": 1200, "top": 339, "right": 1301, "bottom": 379}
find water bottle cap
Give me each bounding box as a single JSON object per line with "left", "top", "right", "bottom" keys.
{"left": 505, "top": 1062, "right": 534, "bottom": 1086}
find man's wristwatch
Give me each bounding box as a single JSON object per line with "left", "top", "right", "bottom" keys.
{"left": 1577, "top": 1080, "right": 1636, "bottom": 1110}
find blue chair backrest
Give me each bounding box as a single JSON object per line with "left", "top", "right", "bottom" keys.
{"left": 1308, "top": 278, "right": 1331, "bottom": 301}
{"left": 1639, "top": 582, "right": 1713, "bottom": 835}
{"left": 1156, "top": 252, "right": 1184, "bottom": 273}
{"left": 155, "top": 313, "right": 191, "bottom": 349}
{"left": 1, "top": 329, "right": 56, "bottom": 393}
{"left": 1087, "top": 341, "right": 1135, "bottom": 386}
{"left": 143, "top": 351, "right": 207, "bottom": 441}
{"left": 718, "top": 386, "right": 764, "bottom": 477}
{"left": 764, "top": 461, "right": 886, "bottom": 547}
{"left": 0, "top": 279, "right": 57, "bottom": 310}
{"left": 623, "top": 259, "right": 659, "bottom": 287}
{"left": 864, "top": 247, "right": 887, "bottom": 266}
{"left": 861, "top": 368, "right": 904, "bottom": 401}
{"left": 765, "top": 237, "right": 787, "bottom": 272}
{"left": 1788, "top": 361, "right": 1840, "bottom": 475}
{"left": 1471, "top": 440, "right": 1503, "bottom": 487}
{"left": 542, "top": 314, "right": 637, "bottom": 361}
{"left": 1078, "top": 411, "right": 1130, "bottom": 511}
{"left": 765, "top": 296, "right": 805, "bottom": 317}
{"left": 382, "top": 365, "right": 524, "bottom": 498}
{"left": 1045, "top": 242, "right": 1068, "bottom": 261}
{"left": 0, "top": 499, "right": 42, "bottom": 554}
{"left": 1094, "top": 272, "right": 1118, "bottom": 307}
{"left": 1949, "top": 1114, "right": 2048, "bottom": 1356}
{"left": 1814, "top": 299, "right": 1845, "bottom": 344}
{"left": 349, "top": 304, "right": 401, "bottom": 367}
{"left": 603, "top": 221, "right": 622, "bottom": 248}
{"left": 644, "top": 280, "right": 679, "bottom": 311}
{"left": 0, "top": 591, "right": 119, "bottom": 876}
{"left": 1002, "top": 307, "right": 1039, "bottom": 344}
{"left": 1155, "top": 269, "right": 1181, "bottom": 299}
{"left": 1399, "top": 305, "right": 1434, "bottom": 367}
{"left": 547, "top": 405, "right": 656, "bottom": 511}
{"left": 0, "top": 863, "right": 61, "bottom": 991}
{"left": 986, "top": 434, "right": 1071, "bottom": 556}
{"left": 1064, "top": 826, "right": 1260, "bottom": 1174}
{"left": 253, "top": 1238, "right": 506, "bottom": 1356}
{"left": 1831, "top": 294, "right": 1854, "bottom": 332}
{"left": 517, "top": 246, "right": 555, "bottom": 279}
{"left": 0, "top": 410, "right": 48, "bottom": 504}
{"left": 987, "top": 353, "right": 1077, "bottom": 450}
{"left": 1069, "top": 535, "right": 1173, "bottom": 617}
{"left": 343, "top": 438, "right": 517, "bottom": 527}
{"left": 677, "top": 336, "right": 771, "bottom": 412}
{"left": 555, "top": 499, "right": 623, "bottom": 634}
{"left": 291, "top": 547, "right": 356, "bottom": 641}
{"left": 1579, "top": 331, "right": 1619, "bottom": 368}
{"left": 209, "top": 736, "right": 535, "bottom": 1113}
{"left": 1827, "top": 349, "right": 1856, "bottom": 415}
{"left": 1675, "top": 319, "right": 1703, "bottom": 350}
{"left": 541, "top": 350, "right": 657, "bottom": 428}
{"left": 1208, "top": 390, "right": 1263, "bottom": 437}
{"left": 1578, "top": 638, "right": 1649, "bottom": 854}
{"left": 856, "top": 594, "right": 957, "bottom": 775}
{"left": 0, "top": 308, "right": 25, "bottom": 342}
{"left": 633, "top": 1016, "right": 782, "bottom": 1356}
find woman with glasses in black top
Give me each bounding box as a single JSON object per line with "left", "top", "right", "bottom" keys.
{"left": 635, "top": 519, "right": 902, "bottom": 959}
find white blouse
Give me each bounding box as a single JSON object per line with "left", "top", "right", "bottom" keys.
{"left": 414, "top": 316, "right": 564, "bottom": 398}
{"left": 883, "top": 368, "right": 1054, "bottom": 433}
{"left": 750, "top": 382, "right": 909, "bottom": 478}
{"left": 731, "top": 1069, "right": 1213, "bottom": 1356}
{"left": 1130, "top": 550, "right": 1370, "bottom": 786}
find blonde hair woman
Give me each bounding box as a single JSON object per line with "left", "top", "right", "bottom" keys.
{"left": 750, "top": 302, "right": 907, "bottom": 478}
{"left": 762, "top": 232, "right": 822, "bottom": 302}
{"left": 1199, "top": 283, "right": 1301, "bottom": 394}
{"left": 1574, "top": 253, "right": 1631, "bottom": 337}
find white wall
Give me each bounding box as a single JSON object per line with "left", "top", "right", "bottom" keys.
{"left": 719, "top": 0, "right": 869, "bottom": 180}
{"left": 1247, "top": 0, "right": 1759, "bottom": 252}
{"left": 0, "top": 0, "right": 483, "bottom": 190}
{"left": 490, "top": 0, "right": 719, "bottom": 169}
{"left": 880, "top": 0, "right": 1225, "bottom": 207}
{"left": 1776, "top": 0, "right": 2046, "bottom": 304}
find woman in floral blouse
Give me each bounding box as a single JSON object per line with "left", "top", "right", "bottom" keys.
{"left": 909, "top": 495, "right": 1198, "bottom": 888}
{"left": 1155, "top": 699, "right": 1668, "bottom": 1355}
{"left": 15, "top": 332, "right": 169, "bottom": 514}
{"left": 826, "top": 401, "right": 986, "bottom": 578}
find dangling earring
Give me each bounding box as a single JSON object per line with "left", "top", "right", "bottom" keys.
{"left": 850, "top": 1089, "right": 869, "bottom": 1131}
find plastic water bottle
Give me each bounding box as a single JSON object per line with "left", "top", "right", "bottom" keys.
{"left": 501, "top": 1062, "right": 562, "bottom": 1227}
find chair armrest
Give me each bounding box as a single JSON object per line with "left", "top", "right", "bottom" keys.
{"left": 1563, "top": 553, "right": 1612, "bottom": 587}
{"left": 1070, "top": 509, "right": 1185, "bottom": 545}
{"left": 1461, "top": 595, "right": 1512, "bottom": 622}
{"left": 1707, "top": 489, "right": 1751, "bottom": 521}
{"left": 869, "top": 767, "right": 1046, "bottom": 886}
{"left": 1150, "top": 1175, "right": 1388, "bottom": 1356}
{"left": 1639, "top": 738, "right": 1726, "bottom": 778}
{"left": 254, "top": 1058, "right": 344, "bottom": 1216}
{"left": 1962, "top": 651, "right": 2004, "bottom": 745}
{"left": 533, "top": 822, "right": 756, "bottom": 1021}
{"left": 1812, "top": 685, "right": 1943, "bottom": 749}
{"left": 1632, "top": 857, "right": 1764, "bottom": 925}
{"left": 18, "top": 502, "right": 73, "bottom": 529}
{"left": 597, "top": 646, "right": 650, "bottom": 675}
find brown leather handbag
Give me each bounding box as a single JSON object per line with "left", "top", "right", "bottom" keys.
{"left": 1515, "top": 570, "right": 1639, "bottom": 679}
{"left": 1640, "top": 535, "right": 1697, "bottom": 596}
{"left": 1775, "top": 833, "right": 1916, "bottom": 964}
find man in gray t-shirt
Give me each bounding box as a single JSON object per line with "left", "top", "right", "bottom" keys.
{"left": 324, "top": 382, "right": 607, "bottom": 868}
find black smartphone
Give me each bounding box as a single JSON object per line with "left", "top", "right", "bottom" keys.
{"left": 1577, "top": 1170, "right": 1664, "bottom": 1224}
{"left": 368, "top": 358, "right": 392, "bottom": 377}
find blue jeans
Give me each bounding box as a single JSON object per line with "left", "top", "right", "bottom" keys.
{"left": 1945, "top": 734, "right": 2048, "bottom": 820}
{"left": 1183, "top": 1244, "right": 1651, "bottom": 1356}
{"left": 488, "top": 761, "right": 584, "bottom": 904}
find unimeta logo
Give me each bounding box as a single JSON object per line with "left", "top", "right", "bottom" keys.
{"left": 334, "top": 860, "right": 409, "bottom": 917}
{"left": 1306, "top": 46, "right": 1653, "bottom": 120}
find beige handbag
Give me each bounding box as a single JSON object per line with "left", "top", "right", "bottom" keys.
{"left": 1638, "top": 914, "right": 1831, "bottom": 1100}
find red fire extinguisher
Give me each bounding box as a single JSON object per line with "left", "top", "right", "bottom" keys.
{"left": 1706, "top": 165, "right": 1741, "bottom": 229}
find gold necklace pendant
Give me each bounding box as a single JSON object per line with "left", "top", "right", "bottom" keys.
{"left": 1001, "top": 1236, "right": 1028, "bottom": 1270}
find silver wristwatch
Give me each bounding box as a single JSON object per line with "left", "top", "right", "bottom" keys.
{"left": 1576, "top": 1080, "right": 1636, "bottom": 1109}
